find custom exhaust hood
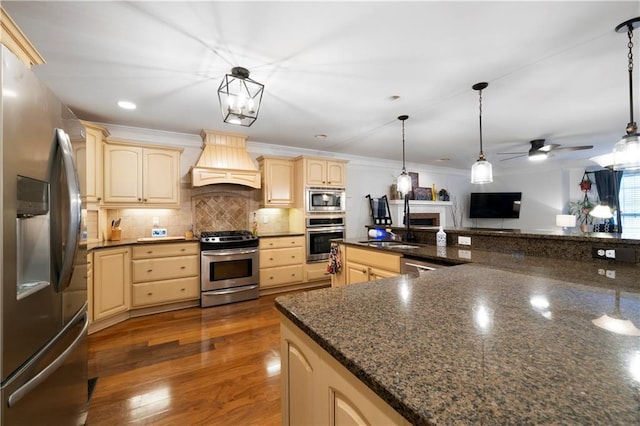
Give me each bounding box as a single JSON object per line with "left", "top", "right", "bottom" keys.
{"left": 191, "top": 130, "right": 261, "bottom": 188}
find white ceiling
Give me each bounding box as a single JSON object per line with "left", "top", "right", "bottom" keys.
{"left": 4, "top": 1, "right": 640, "bottom": 171}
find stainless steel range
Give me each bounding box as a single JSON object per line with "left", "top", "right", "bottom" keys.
{"left": 200, "top": 230, "right": 259, "bottom": 307}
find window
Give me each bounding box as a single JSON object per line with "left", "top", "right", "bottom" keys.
{"left": 619, "top": 171, "right": 640, "bottom": 238}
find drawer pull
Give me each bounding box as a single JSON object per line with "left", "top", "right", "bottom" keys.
{"left": 147, "top": 269, "right": 153, "bottom": 273}
{"left": 147, "top": 251, "right": 153, "bottom": 254}
{"left": 269, "top": 257, "right": 274, "bottom": 261}
{"left": 291, "top": 255, "right": 296, "bottom": 258}
{"left": 147, "top": 292, "right": 153, "bottom": 296}
{"left": 180, "top": 288, "right": 185, "bottom": 291}
{"left": 181, "top": 248, "right": 186, "bottom": 251}
{"left": 291, "top": 273, "right": 296, "bottom": 276}
{"left": 180, "top": 266, "right": 186, "bottom": 269}
{"left": 269, "top": 276, "right": 274, "bottom": 280}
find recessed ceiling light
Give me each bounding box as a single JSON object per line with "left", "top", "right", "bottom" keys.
{"left": 314, "top": 134, "right": 327, "bottom": 139}
{"left": 117, "top": 100, "right": 136, "bottom": 110}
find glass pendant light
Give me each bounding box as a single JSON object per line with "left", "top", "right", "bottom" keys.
{"left": 613, "top": 17, "right": 640, "bottom": 171}
{"left": 470, "top": 82, "right": 493, "bottom": 184}
{"left": 590, "top": 204, "right": 614, "bottom": 219}
{"left": 396, "top": 115, "right": 412, "bottom": 196}
{"left": 218, "top": 66, "right": 264, "bottom": 127}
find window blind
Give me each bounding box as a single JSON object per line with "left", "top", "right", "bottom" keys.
{"left": 619, "top": 171, "right": 640, "bottom": 237}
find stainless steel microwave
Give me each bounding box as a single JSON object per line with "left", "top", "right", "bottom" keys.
{"left": 306, "top": 187, "right": 345, "bottom": 213}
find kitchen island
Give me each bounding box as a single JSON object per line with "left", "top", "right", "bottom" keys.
{"left": 275, "top": 246, "right": 640, "bottom": 424}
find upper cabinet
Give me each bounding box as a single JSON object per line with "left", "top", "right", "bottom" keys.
{"left": 74, "top": 121, "right": 109, "bottom": 205}
{"left": 258, "top": 156, "right": 295, "bottom": 207}
{"left": 103, "top": 141, "right": 182, "bottom": 207}
{"left": 296, "top": 156, "right": 347, "bottom": 188}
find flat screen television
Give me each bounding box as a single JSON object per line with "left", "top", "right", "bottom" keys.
{"left": 469, "top": 192, "right": 522, "bottom": 219}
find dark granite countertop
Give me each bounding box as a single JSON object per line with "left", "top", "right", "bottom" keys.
{"left": 276, "top": 245, "right": 640, "bottom": 424}
{"left": 87, "top": 237, "right": 199, "bottom": 251}
{"left": 256, "top": 232, "right": 305, "bottom": 238}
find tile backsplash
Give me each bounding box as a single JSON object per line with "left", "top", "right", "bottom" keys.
{"left": 105, "top": 183, "right": 290, "bottom": 239}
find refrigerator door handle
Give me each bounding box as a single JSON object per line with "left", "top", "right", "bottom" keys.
{"left": 54, "top": 128, "right": 82, "bottom": 292}
{"left": 7, "top": 312, "right": 88, "bottom": 408}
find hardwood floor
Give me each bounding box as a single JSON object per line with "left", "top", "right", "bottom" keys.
{"left": 86, "top": 293, "right": 291, "bottom": 425}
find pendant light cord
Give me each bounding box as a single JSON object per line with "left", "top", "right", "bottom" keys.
{"left": 478, "top": 89, "right": 485, "bottom": 157}
{"left": 401, "top": 119, "right": 407, "bottom": 172}
{"left": 627, "top": 26, "right": 637, "bottom": 134}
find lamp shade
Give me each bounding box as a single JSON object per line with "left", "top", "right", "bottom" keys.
{"left": 397, "top": 172, "right": 412, "bottom": 196}
{"left": 613, "top": 134, "right": 640, "bottom": 171}
{"left": 590, "top": 204, "right": 614, "bottom": 219}
{"left": 218, "top": 67, "right": 264, "bottom": 127}
{"left": 471, "top": 159, "right": 493, "bottom": 184}
{"left": 555, "top": 214, "right": 576, "bottom": 228}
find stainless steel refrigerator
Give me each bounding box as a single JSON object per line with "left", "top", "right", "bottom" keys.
{"left": 1, "top": 44, "right": 89, "bottom": 425}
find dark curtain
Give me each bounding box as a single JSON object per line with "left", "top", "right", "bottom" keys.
{"left": 593, "top": 169, "right": 623, "bottom": 208}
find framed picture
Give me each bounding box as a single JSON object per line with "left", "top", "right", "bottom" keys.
{"left": 414, "top": 187, "right": 432, "bottom": 200}
{"left": 408, "top": 172, "right": 419, "bottom": 199}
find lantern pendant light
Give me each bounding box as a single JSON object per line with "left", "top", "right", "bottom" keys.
{"left": 217, "top": 66, "right": 264, "bottom": 127}
{"left": 613, "top": 17, "right": 640, "bottom": 171}
{"left": 470, "top": 82, "right": 493, "bottom": 184}
{"left": 396, "top": 115, "right": 412, "bottom": 196}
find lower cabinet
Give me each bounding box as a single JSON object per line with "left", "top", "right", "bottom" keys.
{"left": 131, "top": 242, "right": 199, "bottom": 307}
{"left": 92, "top": 246, "right": 131, "bottom": 321}
{"left": 280, "top": 315, "right": 410, "bottom": 426}
{"left": 344, "top": 246, "right": 401, "bottom": 285}
{"left": 259, "top": 236, "right": 305, "bottom": 290}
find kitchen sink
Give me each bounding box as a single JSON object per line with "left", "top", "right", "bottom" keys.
{"left": 359, "top": 240, "right": 420, "bottom": 249}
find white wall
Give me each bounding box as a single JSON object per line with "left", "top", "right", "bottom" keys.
{"left": 100, "top": 123, "right": 599, "bottom": 236}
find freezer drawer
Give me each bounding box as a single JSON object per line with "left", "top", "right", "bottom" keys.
{"left": 1, "top": 309, "right": 89, "bottom": 426}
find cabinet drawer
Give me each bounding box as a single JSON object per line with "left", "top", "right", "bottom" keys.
{"left": 132, "top": 276, "right": 199, "bottom": 307}
{"left": 305, "top": 262, "right": 330, "bottom": 282}
{"left": 132, "top": 242, "right": 199, "bottom": 259}
{"left": 260, "top": 265, "right": 303, "bottom": 288}
{"left": 132, "top": 255, "right": 199, "bottom": 283}
{"left": 347, "top": 247, "right": 401, "bottom": 273}
{"left": 259, "top": 236, "right": 304, "bottom": 249}
{"left": 260, "top": 247, "right": 304, "bottom": 268}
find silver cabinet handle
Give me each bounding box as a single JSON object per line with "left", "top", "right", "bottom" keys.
{"left": 8, "top": 312, "right": 88, "bottom": 407}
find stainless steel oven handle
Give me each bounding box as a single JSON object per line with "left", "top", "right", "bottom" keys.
{"left": 306, "top": 226, "right": 345, "bottom": 233}
{"left": 207, "top": 285, "right": 258, "bottom": 295}
{"left": 201, "top": 248, "right": 258, "bottom": 256}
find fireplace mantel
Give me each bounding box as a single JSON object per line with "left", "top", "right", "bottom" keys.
{"left": 388, "top": 200, "right": 453, "bottom": 228}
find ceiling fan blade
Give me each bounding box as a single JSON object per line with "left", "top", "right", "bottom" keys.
{"left": 553, "top": 145, "right": 594, "bottom": 152}
{"left": 497, "top": 151, "right": 527, "bottom": 155}
{"left": 500, "top": 154, "right": 528, "bottom": 161}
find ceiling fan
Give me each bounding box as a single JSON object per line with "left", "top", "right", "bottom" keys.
{"left": 497, "top": 139, "right": 594, "bottom": 162}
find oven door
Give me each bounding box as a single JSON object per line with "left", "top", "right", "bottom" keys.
{"left": 200, "top": 248, "right": 259, "bottom": 291}
{"left": 306, "top": 227, "right": 345, "bottom": 262}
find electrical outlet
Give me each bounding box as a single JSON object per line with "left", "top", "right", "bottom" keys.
{"left": 262, "top": 215, "right": 268, "bottom": 224}
{"left": 458, "top": 236, "right": 471, "bottom": 246}
{"left": 605, "top": 270, "right": 616, "bottom": 279}
{"left": 592, "top": 247, "right": 612, "bottom": 260}
{"left": 605, "top": 249, "right": 616, "bottom": 259}
{"left": 458, "top": 249, "right": 472, "bottom": 259}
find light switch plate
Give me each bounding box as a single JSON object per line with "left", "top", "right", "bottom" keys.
{"left": 152, "top": 228, "right": 168, "bottom": 237}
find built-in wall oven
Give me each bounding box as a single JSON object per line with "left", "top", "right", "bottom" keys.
{"left": 200, "top": 230, "right": 259, "bottom": 307}
{"left": 306, "top": 187, "right": 346, "bottom": 213}
{"left": 306, "top": 216, "right": 345, "bottom": 262}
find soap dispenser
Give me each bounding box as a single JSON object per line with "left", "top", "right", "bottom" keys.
{"left": 436, "top": 227, "right": 447, "bottom": 247}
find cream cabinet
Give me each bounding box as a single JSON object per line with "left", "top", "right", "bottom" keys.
{"left": 92, "top": 247, "right": 130, "bottom": 321}
{"left": 281, "top": 316, "right": 411, "bottom": 426}
{"left": 297, "top": 156, "right": 347, "bottom": 188}
{"left": 259, "top": 236, "right": 304, "bottom": 290}
{"left": 1, "top": 7, "right": 45, "bottom": 68}
{"left": 345, "top": 246, "right": 401, "bottom": 285}
{"left": 103, "top": 142, "right": 182, "bottom": 207}
{"left": 131, "top": 242, "right": 199, "bottom": 307}
{"left": 74, "top": 121, "right": 109, "bottom": 205}
{"left": 258, "top": 156, "right": 295, "bottom": 207}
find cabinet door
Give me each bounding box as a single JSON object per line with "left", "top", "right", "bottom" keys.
{"left": 143, "top": 148, "right": 180, "bottom": 204}
{"left": 326, "top": 161, "right": 345, "bottom": 187}
{"left": 305, "top": 158, "right": 327, "bottom": 186}
{"left": 83, "top": 124, "right": 105, "bottom": 203}
{"left": 369, "top": 266, "right": 398, "bottom": 281}
{"left": 103, "top": 145, "right": 143, "bottom": 203}
{"left": 93, "top": 247, "right": 130, "bottom": 321}
{"left": 345, "top": 262, "right": 369, "bottom": 285}
{"left": 262, "top": 158, "right": 294, "bottom": 207}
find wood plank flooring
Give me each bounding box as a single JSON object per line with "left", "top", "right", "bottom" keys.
{"left": 86, "top": 293, "right": 292, "bottom": 425}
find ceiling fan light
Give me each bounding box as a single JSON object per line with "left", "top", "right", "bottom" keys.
{"left": 528, "top": 151, "right": 547, "bottom": 161}
{"left": 471, "top": 158, "right": 493, "bottom": 184}
{"left": 613, "top": 133, "right": 640, "bottom": 171}
{"left": 397, "top": 171, "right": 412, "bottom": 196}
{"left": 590, "top": 204, "right": 614, "bottom": 219}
